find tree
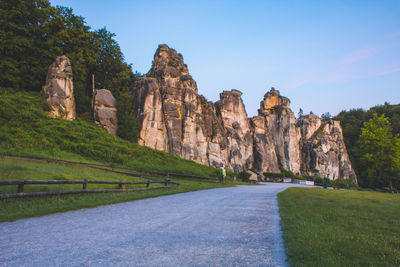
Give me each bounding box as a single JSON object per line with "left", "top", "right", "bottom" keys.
{"left": 321, "top": 112, "right": 331, "bottom": 120}
{"left": 116, "top": 90, "right": 139, "bottom": 143}
{"left": 298, "top": 108, "right": 303, "bottom": 118}
{"left": 359, "top": 113, "right": 400, "bottom": 189}
{"left": 0, "top": 1, "right": 141, "bottom": 143}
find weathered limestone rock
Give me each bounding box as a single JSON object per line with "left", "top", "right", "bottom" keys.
{"left": 134, "top": 77, "right": 168, "bottom": 151}
{"left": 299, "top": 116, "right": 356, "bottom": 181}
{"left": 133, "top": 44, "right": 222, "bottom": 166}
{"left": 258, "top": 88, "right": 302, "bottom": 175}
{"left": 250, "top": 116, "right": 280, "bottom": 174}
{"left": 94, "top": 89, "right": 118, "bottom": 136}
{"left": 216, "top": 90, "right": 253, "bottom": 172}
{"left": 132, "top": 44, "right": 356, "bottom": 183}
{"left": 41, "top": 55, "right": 76, "bottom": 120}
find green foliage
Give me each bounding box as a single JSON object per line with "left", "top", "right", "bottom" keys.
{"left": 332, "top": 178, "right": 355, "bottom": 188}
{"left": 116, "top": 90, "right": 139, "bottom": 142}
{"left": 238, "top": 170, "right": 251, "bottom": 182}
{"left": 264, "top": 167, "right": 308, "bottom": 180}
{"left": 0, "top": 1, "right": 140, "bottom": 142}
{"left": 359, "top": 113, "right": 400, "bottom": 189}
{"left": 321, "top": 112, "right": 331, "bottom": 120}
{"left": 278, "top": 187, "right": 400, "bottom": 266}
{"left": 312, "top": 140, "right": 321, "bottom": 148}
{"left": 335, "top": 103, "right": 400, "bottom": 188}
{"left": 0, "top": 90, "right": 218, "bottom": 177}
{"left": 263, "top": 172, "right": 283, "bottom": 179}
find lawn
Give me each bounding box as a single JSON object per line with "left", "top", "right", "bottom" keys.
{"left": 278, "top": 187, "right": 400, "bottom": 266}
{"left": 0, "top": 157, "right": 244, "bottom": 222}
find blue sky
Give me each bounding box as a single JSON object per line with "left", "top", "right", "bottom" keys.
{"left": 50, "top": 0, "right": 400, "bottom": 117}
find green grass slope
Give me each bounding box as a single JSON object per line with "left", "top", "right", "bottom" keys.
{"left": 278, "top": 187, "right": 400, "bottom": 266}
{"left": 0, "top": 157, "right": 240, "bottom": 222}
{"left": 0, "top": 89, "right": 218, "bottom": 177}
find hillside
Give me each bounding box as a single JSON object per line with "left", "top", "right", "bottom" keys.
{"left": 0, "top": 89, "right": 219, "bottom": 177}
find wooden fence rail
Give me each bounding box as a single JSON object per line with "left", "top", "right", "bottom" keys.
{"left": 0, "top": 179, "right": 179, "bottom": 199}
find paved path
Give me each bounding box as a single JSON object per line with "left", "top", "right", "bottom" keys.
{"left": 0, "top": 183, "right": 306, "bottom": 266}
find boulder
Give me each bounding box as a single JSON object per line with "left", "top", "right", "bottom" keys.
{"left": 94, "top": 89, "right": 118, "bottom": 136}
{"left": 41, "top": 55, "right": 76, "bottom": 120}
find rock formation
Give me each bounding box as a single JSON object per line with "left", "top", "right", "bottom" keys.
{"left": 298, "top": 115, "right": 355, "bottom": 180}
{"left": 41, "top": 55, "right": 76, "bottom": 120}
{"left": 132, "top": 44, "right": 357, "bottom": 182}
{"left": 257, "top": 88, "right": 302, "bottom": 174}
{"left": 94, "top": 89, "right": 118, "bottom": 136}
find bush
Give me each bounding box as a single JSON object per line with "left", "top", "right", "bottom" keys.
{"left": 314, "top": 177, "right": 332, "bottom": 186}
{"left": 333, "top": 179, "right": 355, "bottom": 189}
{"left": 238, "top": 171, "right": 251, "bottom": 182}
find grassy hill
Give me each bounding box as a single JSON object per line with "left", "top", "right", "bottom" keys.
{"left": 0, "top": 89, "right": 219, "bottom": 177}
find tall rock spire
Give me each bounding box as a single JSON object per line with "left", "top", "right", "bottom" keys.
{"left": 41, "top": 55, "right": 76, "bottom": 120}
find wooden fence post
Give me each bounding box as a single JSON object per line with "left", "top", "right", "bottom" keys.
{"left": 119, "top": 183, "right": 126, "bottom": 191}
{"left": 83, "top": 179, "right": 87, "bottom": 190}
{"left": 17, "top": 183, "right": 24, "bottom": 193}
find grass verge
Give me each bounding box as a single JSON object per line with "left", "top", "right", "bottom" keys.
{"left": 278, "top": 187, "right": 400, "bottom": 266}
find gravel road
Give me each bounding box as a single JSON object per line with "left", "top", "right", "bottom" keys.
{"left": 0, "top": 183, "right": 306, "bottom": 266}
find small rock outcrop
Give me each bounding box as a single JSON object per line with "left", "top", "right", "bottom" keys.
{"left": 41, "top": 55, "right": 76, "bottom": 120}
{"left": 94, "top": 89, "right": 118, "bottom": 136}
{"left": 132, "top": 44, "right": 357, "bottom": 182}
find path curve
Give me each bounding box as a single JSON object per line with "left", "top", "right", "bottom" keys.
{"left": 0, "top": 183, "right": 307, "bottom": 266}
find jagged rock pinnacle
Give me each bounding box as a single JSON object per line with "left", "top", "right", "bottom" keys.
{"left": 148, "top": 44, "right": 189, "bottom": 78}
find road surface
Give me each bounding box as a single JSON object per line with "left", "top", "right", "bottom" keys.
{"left": 0, "top": 183, "right": 307, "bottom": 266}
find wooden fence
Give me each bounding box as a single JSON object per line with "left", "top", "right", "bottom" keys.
{"left": 0, "top": 179, "right": 179, "bottom": 199}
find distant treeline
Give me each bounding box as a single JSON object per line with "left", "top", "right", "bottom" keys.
{"left": 0, "top": 0, "right": 139, "bottom": 142}
{"left": 335, "top": 103, "right": 400, "bottom": 189}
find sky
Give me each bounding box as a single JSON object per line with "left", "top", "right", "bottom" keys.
{"left": 50, "top": 0, "right": 400, "bottom": 117}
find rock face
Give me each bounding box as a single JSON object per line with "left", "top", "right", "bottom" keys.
{"left": 94, "top": 89, "right": 118, "bottom": 136}
{"left": 41, "top": 55, "right": 76, "bottom": 120}
{"left": 258, "top": 88, "right": 302, "bottom": 174}
{"left": 132, "top": 44, "right": 356, "bottom": 182}
{"left": 298, "top": 115, "right": 356, "bottom": 180}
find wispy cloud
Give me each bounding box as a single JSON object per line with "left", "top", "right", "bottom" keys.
{"left": 377, "top": 66, "right": 400, "bottom": 76}
{"left": 340, "top": 45, "right": 380, "bottom": 65}
{"left": 285, "top": 73, "right": 315, "bottom": 89}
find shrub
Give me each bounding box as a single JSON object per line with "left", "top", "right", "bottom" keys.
{"left": 238, "top": 171, "right": 251, "bottom": 182}
{"left": 333, "top": 179, "right": 355, "bottom": 189}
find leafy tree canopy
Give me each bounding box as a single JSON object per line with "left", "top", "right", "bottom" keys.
{"left": 0, "top": 0, "right": 138, "bottom": 142}
{"left": 359, "top": 114, "right": 400, "bottom": 189}
{"left": 334, "top": 104, "right": 400, "bottom": 188}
